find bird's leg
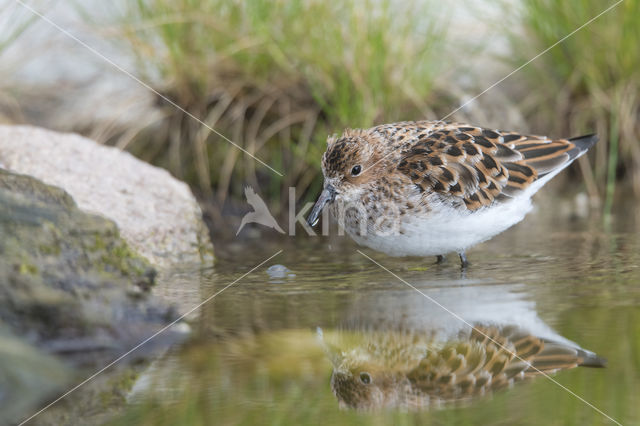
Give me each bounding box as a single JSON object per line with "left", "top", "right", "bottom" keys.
{"left": 435, "top": 255, "right": 446, "bottom": 264}
{"left": 458, "top": 252, "right": 470, "bottom": 269}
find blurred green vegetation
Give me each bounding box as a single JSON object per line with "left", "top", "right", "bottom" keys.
{"left": 0, "top": 10, "right": 33, "bottom": 53}
{"left": 106, "top": 0, "right": 449, "bottom": 210}
{"left": 507, "top": 0, "right": 640, "bottom": 213}
{"left": 0, "top": 4, "right": 36, "bottom": 123}
{"left": 3, "top": 0, "right": 639, "bottom": 212}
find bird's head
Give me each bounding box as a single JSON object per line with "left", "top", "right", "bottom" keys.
{"left": 330, "top": 362, "right": 403, "bottom": 410}
{"left": 306, "top": 129, "right": 386, "bottom": 227}
{"left": 317, "top": 327, "right": 424, "bottom": 410}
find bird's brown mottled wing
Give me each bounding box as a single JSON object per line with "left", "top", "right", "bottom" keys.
{"left": 470, "top": 326, "right": 605, "bottom": 378}
{"left": 406, "top": 325, "right": 604, "bottom": 400}
{"left": 396, "top": 124, "right": 597, "bottom": 211}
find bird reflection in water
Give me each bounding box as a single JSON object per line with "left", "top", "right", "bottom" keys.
{"left": 318, "top": 288, "right": 606, "bottom": 410}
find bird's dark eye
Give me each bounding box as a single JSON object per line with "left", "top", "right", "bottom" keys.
{"left": 359, "top": 372, "right": 371, "bottom": 384}
{"left": 351, "top": 165, "right": 362, "bottom": 176}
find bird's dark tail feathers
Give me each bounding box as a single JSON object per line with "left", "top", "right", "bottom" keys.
{"left": 576, "top": 348, "right": 607, "bottom": 368}
{"left": 568, "top": 134, "right": 599, "bottom": 160}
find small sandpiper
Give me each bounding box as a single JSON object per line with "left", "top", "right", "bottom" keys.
{"left": 306, "top": 121, "right": 597, "bottom": 267}
{"left": 320, "top": 325, "right": 604, "bottom": 410}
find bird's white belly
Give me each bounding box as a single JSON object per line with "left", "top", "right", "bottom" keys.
{"left": 344, "top": 196, "right": 533, "bottom": 257}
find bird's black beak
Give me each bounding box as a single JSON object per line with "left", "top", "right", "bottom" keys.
{"left": 307, "top": 184, "right": 336, "bottom": 227}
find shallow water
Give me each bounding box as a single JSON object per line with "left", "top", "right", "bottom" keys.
{"left": 111, "top": 200, "right": 639, "bottom": 425}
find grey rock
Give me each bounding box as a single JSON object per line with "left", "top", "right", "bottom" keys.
{"left": 0, "top": 125, "right": 213, "bottom": 268}
{"left": 0, "top": 169, "right": 183, "bottom": 359}
{"left": 266, "top": 264, "right": 291, "bottom": 279}
{"left": 0, "top": 169, "right": 196, "bottom": 423}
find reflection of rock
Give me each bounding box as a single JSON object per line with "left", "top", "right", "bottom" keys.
{"left": 322, "top": 284, "right": 605, "bottom": 410}
{"left": 0, "top": 125, "right": 213, "bottom": 267}
{"left": 0, "top": 329, "right": 70, "bottom": 425}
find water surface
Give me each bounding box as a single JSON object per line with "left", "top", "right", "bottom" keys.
{"left": 116, "top": 200, "right": 640, "bottom": 425}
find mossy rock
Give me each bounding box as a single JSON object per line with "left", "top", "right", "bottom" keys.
{"left": 0, "top": 169, "right": 178, "bottom": 355}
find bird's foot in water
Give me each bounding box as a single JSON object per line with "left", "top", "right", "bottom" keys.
{"left": 458, "top": 252, "right": 469, "bottom": 269}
